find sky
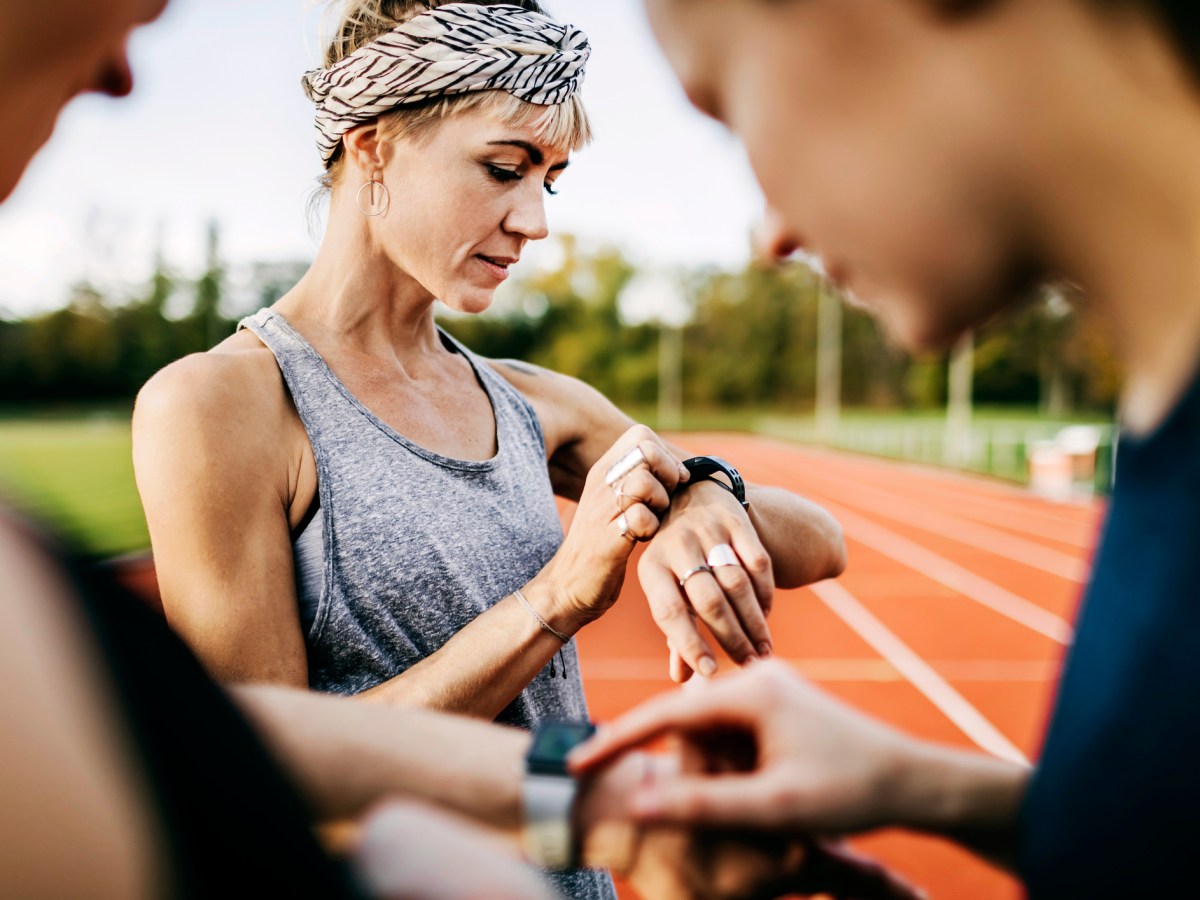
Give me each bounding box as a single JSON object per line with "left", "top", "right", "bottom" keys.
{"left": 0, "top": 0, "right": 765, "bottom": 318}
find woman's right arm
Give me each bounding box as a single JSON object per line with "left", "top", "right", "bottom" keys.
{"left": 132, "top": 350, "right": 312, "bottom": 687}
{"left": 136, "top": 355, "right": 682, "bottom": 715}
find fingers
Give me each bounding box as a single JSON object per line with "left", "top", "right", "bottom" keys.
{"left": 681, "top": 570, "right": 758, "bottom": 667}
{"left": 614, "top": 468, "right": 672, "bottom": 515}
{"left": 705, "top": 548, "right": 773, "bottom": 658}
{"left": 641, "top": 560, "right": 717, "bottom": 679}
{"left": 644, "top": 534, "right": 772, "bottom": 672}
{"left": 570, "top": 674, "right": 756, "bottom": 771}
{"left": 628, "top": 772, "right": 790, "bottom": 830}
{"left": 603, "top": 427, "right": 687, "bottom": 496}
{"left": 669, "top": 647, "right": 694, "bottom": 683}
{"left": 615, "top": 503, "right": 660, "bottom": 544}
{"left": 728, "top": 527, "right": 775, "bottom": 619}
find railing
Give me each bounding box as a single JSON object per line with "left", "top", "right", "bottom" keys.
{"left": 757, "top": 416, "right": 1116, "bottom": 496}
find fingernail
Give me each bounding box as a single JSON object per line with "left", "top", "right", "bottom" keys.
{"left": 757, "top": 642, "right": 772, "bottom": 659}
{"left": 698, "top": 656, "right": 717, "bottom": 677}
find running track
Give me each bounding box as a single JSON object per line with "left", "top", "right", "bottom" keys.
{"left": 572, "top": 434, "right": 1105, "bottom": 900}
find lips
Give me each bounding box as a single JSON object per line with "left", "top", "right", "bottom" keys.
{"left": 475, "top": 254, "right": 518, "bottom": 281}
{"left": 477, "top": 254, "right": 518, "bottom": 268}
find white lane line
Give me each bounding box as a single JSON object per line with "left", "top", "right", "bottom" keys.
{"left": 821, "top": 501, "right": 1076, "bottom": 644}
{"left": 810, "top": 580, "right": 1030, "bottom": 765}
{"left": 797, "top": 481, "right": 1089, "bottom": 583}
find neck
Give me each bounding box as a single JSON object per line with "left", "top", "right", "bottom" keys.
{"left": 1019, "top": 3, "right": 1200, "bottom": 434}
{"left": 279, "top": 188, "right": 443, "bottom": 359}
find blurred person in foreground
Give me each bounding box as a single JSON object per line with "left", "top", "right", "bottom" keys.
{"left": 131, "top": 0, "right": 847, "bottom": 756}
{"left": 574, "top": 0, "right": 1200, "bottom": 896}
{"left": 0, "top": 1, "right": 921, "bottom": 898}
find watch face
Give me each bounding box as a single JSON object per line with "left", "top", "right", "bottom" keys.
{"left": 527, "top": 721, "right": 596, "bottom": 775}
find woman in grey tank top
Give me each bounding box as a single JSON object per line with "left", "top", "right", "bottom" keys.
{"left": 133, "top": 2, "right": 845, "bottom": 893}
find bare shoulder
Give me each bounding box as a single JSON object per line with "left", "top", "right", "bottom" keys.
{"left": 486, "top": 358, "right": 627, "bottom": 449}
{"left": 133, "top": 330, "right": 297, "bottom": 481}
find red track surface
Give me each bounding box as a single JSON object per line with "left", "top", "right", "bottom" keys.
{"left": 573, "top": 434, "right": 1105, "bottom": 900}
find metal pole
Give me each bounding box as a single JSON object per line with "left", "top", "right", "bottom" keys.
{"left": 947, "top": 329, "right": 975, "bottom": 467}
{"left": 815, "top": 280, "right": 842, "bottom": 443}
{"left": 658, "top": 323, "right": 683, "bottom": 432}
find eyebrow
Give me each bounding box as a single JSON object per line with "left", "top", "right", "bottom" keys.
{"left": 487, "top": 140, "right": 570, "bottom": 171}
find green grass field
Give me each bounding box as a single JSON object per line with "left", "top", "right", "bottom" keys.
{"left": 0, "top": 413, "right": 148, "bottom": 556}
{"left": 0, "top": 403, "right": 1114, "bottom": 557}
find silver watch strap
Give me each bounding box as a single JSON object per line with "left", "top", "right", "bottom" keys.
{"left": 522, "top": 772, "right": 579, "bottom": 870}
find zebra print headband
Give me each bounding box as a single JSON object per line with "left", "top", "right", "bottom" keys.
{"left": 302, "top": 3, "right": 590, "bottom": 164}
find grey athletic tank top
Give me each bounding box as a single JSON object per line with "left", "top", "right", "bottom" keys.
{"left": 240, "top": 309, "right": 614, "bottom": 899}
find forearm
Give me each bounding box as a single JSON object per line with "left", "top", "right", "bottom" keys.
{"left": 744, "top": 484, "right": 846, "bottom": 587}
{"left": 233, "top": 682, "right": 653, "bottom": 870}
{"left": 354, "top": 578, "right": 586, "bottom": 719}
{"left": 232, "top": 684, "right": 532, "bottom": 831}
{"left": 884, "top": 739, "right": 1030, "bottom": 872}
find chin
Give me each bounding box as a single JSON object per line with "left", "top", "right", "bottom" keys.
{"left": 868, "top": 289, "right": 975, "bottom": 354}
{"left": 443, "top": 291, "right": 497, "bottom": 317}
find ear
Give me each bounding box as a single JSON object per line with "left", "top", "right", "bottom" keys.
{"left": 342, "top": 122, "right": 388, "bottom": 176}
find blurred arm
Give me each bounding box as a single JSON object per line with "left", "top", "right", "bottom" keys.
{"left": 0, "top": 518, "right": 158, "bottom": 897}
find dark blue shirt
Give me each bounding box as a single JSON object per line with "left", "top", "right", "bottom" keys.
{"left": 1020, "top": 371, "right": 1200, "bottom": 897}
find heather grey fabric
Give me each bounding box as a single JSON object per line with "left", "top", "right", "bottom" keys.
{"left": 239, "top": 308, "right": 613, "bottom": 900}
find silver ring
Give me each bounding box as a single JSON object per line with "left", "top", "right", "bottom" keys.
{"left": 605, "top": 445, "right": 647, "bottom": 486}
{"left": 706, "top": 543, "right": 741, "bottom": 569}
{"left": 677, "top": 564, "right": 714, "bottom": 588}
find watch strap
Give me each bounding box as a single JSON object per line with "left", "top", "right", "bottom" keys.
{"left": 682, "top": 455, "right": 749, "bottom": 508}
{"left": 522, "top": 772, "right": 579, "bottom": 870}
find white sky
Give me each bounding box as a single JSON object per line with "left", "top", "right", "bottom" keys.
{"left": 0, "top": 0, "right": 764, "bottom": 318}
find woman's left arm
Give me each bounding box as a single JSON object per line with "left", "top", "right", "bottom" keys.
{"left": 492, "top": 361, "right": 846, "bottom": 672}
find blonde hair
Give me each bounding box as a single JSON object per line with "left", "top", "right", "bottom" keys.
{"left": 317, "top": 0, "right": 593, "bottom": 188}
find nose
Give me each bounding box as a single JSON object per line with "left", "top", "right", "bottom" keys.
{"left": 754, "top": 206, "right": 805, "bottom": 261}
{"left": 93, "top": 46, "right": 135, "bottom": 98}
{"left": 504, "top": 182, "right": 550, "bottom": 242}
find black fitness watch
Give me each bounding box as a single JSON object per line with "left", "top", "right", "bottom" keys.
{"left": 682, "top": 455, "right": 749, "bottom": 508}
{"left": 522, "top": 720, "right": 596, "bottom": 870}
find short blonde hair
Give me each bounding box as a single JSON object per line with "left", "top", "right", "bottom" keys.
{"left": 318, "top": 0, "right": 592, "bottom": 187}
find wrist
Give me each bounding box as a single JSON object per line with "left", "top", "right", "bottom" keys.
{"left": 575, "top": 751, "right": 654, "bottom": 875}
{"left": 521, "top": 576, "right": 591, "bottom": 636}
{"left": 883, "top": 738, "right": 1029, "bottom": 837}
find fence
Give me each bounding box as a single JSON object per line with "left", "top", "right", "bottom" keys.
{"left": 757, "top": 415, "right": 1116, "bottom": 497}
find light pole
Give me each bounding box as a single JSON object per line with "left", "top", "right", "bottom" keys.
{"left": 946, "top": 329, "right": 975, "bottom": 467}
{"left": 815, "top": 277, "right": 842, "bottom": 443}
{"left": 620, "top": 271, "right": 689, "bottom": 432}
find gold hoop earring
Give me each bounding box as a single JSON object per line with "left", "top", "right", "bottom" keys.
{"left": 356, "top": 178, "right": 391, "bottom": 217}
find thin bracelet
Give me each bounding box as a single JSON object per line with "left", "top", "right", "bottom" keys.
{"left": 513, "top": 587, "right": 570, "bottom": 643}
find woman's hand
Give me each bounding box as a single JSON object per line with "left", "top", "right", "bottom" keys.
{"left": 577, "top": 738, "right": 924, "bottom": 900}
{"left": 532, "top": 425, "right": 688, "bottom": 631}
{"left": 572, "top": 660, "right": 1029, "bottom": 872}
{"left": 571, "top": 660, "right": 927, "bottom": 835}
{"left": 639, "top": 480, "right": 775, "bottom": 681}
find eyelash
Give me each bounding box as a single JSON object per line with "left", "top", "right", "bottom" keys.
{"left": 486, "top": 164, "right": 559, "bottom": 196}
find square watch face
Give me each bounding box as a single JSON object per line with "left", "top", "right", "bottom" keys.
{"left": 527, "top": 721, "right": 596, "bottom": 775}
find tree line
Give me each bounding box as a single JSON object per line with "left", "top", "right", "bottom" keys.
{"left": 0, "top": 231, "right": 1120, "bottom": 414}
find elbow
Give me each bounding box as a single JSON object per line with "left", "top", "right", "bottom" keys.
{"left": 824, "top": 516, "right": 848, "bottom": 580}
